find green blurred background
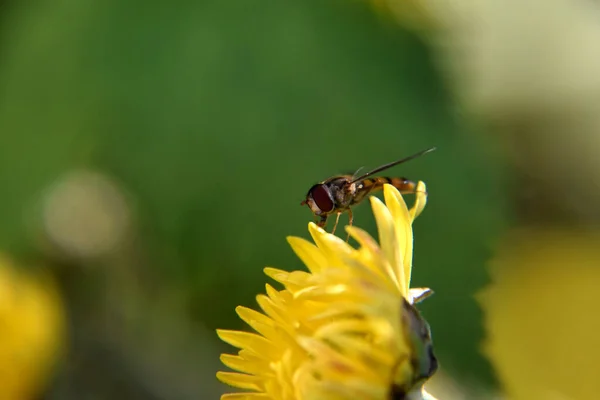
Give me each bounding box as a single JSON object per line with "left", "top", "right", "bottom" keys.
{"left": 0, "top": 1, "right": 509, "bottom": 398}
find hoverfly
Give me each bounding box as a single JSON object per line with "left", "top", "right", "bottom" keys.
{"left": 301, "top": 147, "right": 435, "bottom": 240}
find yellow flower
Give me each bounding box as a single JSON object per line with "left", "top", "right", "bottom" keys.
{"left": 0, "top": 255, "right": 66, "bottom": 400}
{"left": 479, "top": 228, "right": 600, "bottom": 400}
{"left": 217, "top": 183, "right": 437, "bottom": 400}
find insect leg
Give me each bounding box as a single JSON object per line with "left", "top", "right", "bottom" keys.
{"left": 331, "top": 212, "right": 342, "bottom": 235}
{"left": 317, "top": 215, "right": 328, "bottom": 229}
{"left": 345, "top": 209, "right": 353, "bottom": 242}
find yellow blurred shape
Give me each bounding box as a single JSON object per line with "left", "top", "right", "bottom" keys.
{"left": 0, "top": 255, "right": 65, "bottom": 400}
{"left": 479, "top": 229, "right": 600, "bottom": 400}
{"left": 368, "top": 0, "right": 443, "bottom": 33}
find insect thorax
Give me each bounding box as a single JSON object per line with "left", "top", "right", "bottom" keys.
{"left": 325, "top": 176, "right": 355, "bottom": 209}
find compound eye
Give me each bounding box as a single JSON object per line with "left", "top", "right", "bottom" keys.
{"left": 309, "top": 184, "right": 334, "bottom": 213}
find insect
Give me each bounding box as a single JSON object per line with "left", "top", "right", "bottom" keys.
{"left": 301, "top": 147, "right": 435, "bottom": 240}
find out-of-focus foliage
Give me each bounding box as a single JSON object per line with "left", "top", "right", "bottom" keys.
{"left": 0, "top": 256, "right": 65, "bottom": 399}
{"left": 0, "top": 0, "right": 508, "bottom": 398}
{"left": 374, "top": 0, "right": 600, "bottom": 226}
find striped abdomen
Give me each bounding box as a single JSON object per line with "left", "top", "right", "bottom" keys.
{"left": 351, "top": 177, "right": 417, "bottom": 206}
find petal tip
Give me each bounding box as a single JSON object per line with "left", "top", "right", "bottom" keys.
{"left": 409, "top": 287, "right": 434, "bottom": 304}
{"left": 308, "top": 220, "right": 333, "bottom": 243}
{"left": 369, "top": 194, "right": 386, "bottom": 209}
{"left": 410, "top": 180, "right": 428, "bottom": 220}
{"left": 308, "top": 221, "right": 325, "bottom": 234}
{"left": 382, "top": 182, "right": 401, "bottom": 198}
{"left": 286, "top": 235, "right": 300, "bottom": 245}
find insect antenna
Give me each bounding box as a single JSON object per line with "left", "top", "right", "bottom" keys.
{"left": 351, "top": 166, "right": 365, "bottom": 179}
{"left": 350, "top": 146, "right": 436, "bottom": 184}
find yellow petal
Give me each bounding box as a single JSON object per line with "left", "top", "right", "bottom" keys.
{"left": 346, "top": 226, "right": 400, "bottom": 293}
{"left": 265, "top": 284, "right": 283, "bottom": 303}
{"left": 307, "top": 380, "right": 385, "bottom": 400}
{"left": 216, "top": 330, "right": 276, "bottom": 359}
{"left": 345, "top": 225, "right": 379, "bottom": 255}
{"left": 296, "top": 336, "right": 374, "bottom": 378}
{"left": 245, "top": 321, "right": 292, "bottom": 348}
{"left": 308, "top": 222, "right": 354, "bottom": 266}
{"left": 235, "top": 306, "right": 273, "bottom": 326}
{"left": 238, "top": 349, "right": 266, "bottom": 362}
{"left": 287, "top": 235, "right": 328, "bottom": 274}
{"left": 221, "top": 393, "right": 271, "bottom": 400}
{"left": 220, "top": 354, "right": 270, "bottom": 376}
{"left": 383, "top": 184, "right": 412, "bottom": 286}
{"left": 404, "top": 181, "right": 427, "bottom": 289}
{"left": 263, "top": 268, "right": 311, "bottom": 292}
{"left": 370, "top": 196, "right": 405, "bottom": 296}
{"left": 294, "top": 283, "right": 354, "bottom": 301}
{"left": 255, "top": 294, "right": 286, "bottom": 325}
{"left": 383, "top": 184, "right": 411, "bottom": 228}
{"left": 324, "top": 334, "right": 396, "bottom": 369}
{"left": 235, "top": 306, "right": 279, "bottom": 339}
{"left": 409, "top": 181, "right": 428, "bottom": 221}
{"left": 314, "top": 319, "right": 389, "bottom": 340}
{"left": 216, "top": 371, "right": 264, "bottom": 391}
{"left": 307, "top": 300, "right": 384, "bottom": 322}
